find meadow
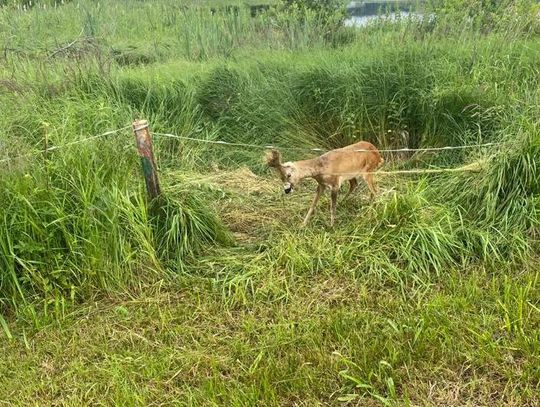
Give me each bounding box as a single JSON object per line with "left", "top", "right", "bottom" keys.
{"left": 1, "top": 0, "right": 540, "bottom": 405}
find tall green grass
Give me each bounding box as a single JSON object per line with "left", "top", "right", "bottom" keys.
{"left": 1, "top": 0, "right": 540, "bottom": 319}
{"left": 0, "top": 0, "right": 349, "bottom": 63}
{"left": 0, "top": 139, "right": 230, "bottom": 316}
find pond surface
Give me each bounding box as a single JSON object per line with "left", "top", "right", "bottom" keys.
{"left": 344, "top": 0, "right": 426, "bottom": 26}
{"left": 344, "top": 11, "right": 428, "bottom": 27}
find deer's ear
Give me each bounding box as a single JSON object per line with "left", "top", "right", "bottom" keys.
{"left": 265, "top": 149, "right": 282, "bottom": 168}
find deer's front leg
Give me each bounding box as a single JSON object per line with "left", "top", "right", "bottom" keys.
{"left": 302, "top": 184, "right": 325, "bottom": 226}
{"left": 330, "top": 188, "right": 339, "bottom": 227}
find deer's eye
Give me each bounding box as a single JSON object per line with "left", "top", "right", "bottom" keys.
{"left": 287, "top": 174, "right": 291, "bottom": 178}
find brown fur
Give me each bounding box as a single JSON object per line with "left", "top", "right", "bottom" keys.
{"left": 267, "top": 141, "right": 383, "bottom": 226}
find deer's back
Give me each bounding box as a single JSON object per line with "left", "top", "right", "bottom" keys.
{"left": 318, "top": 141, "right": 381, "bottom": 176}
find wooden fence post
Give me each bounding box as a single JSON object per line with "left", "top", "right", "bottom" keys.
{"left": 132, "top": 119, "right": 161, "bottom": 200}
{"left": 42, "top": 121, "right": 50, "bottom": 191}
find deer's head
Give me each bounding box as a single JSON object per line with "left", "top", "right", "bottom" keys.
{"left": 266, "top": 149, "right": 300, "bottom": 194}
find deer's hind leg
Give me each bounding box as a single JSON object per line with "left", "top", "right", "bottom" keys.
{"left": 362, "top": 172, "right": 378, "bottom": 201}
{"left": 342, "top": 178, "right": 358, "bottom": 202}
{"left": 302, "top": 183, "right": 325, "bottom": 227}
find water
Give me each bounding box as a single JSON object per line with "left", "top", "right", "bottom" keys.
{"left": 344, "top": 11, "right": 429, "bottom": 27}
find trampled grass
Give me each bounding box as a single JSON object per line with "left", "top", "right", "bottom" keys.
{"left": 1, "top": 0, "right": 540, "bottom": 404}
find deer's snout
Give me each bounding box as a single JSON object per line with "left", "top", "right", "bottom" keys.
{"left": 284, "top": 182, "right": 293, "bottom": 194}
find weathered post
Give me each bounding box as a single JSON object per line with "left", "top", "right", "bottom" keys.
{"left": 132, "top": 119, "right": 161, "bottom": 200}
{"left": 42, "top": 121, "right": 50, "bottom": 190}
{"left": 42, "top": 122, "right": 49, "bottom": 160}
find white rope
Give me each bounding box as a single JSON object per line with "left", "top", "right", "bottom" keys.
{"left": 152, "top": 132, "right": 316, "bottom": 152}
{"left": 154, "top": 131, "right": 486, "bottom": 175}
{"left": 265, "top": 160, "right": 484, "bottom": 176}
{"left": 152, "top": 131, "right": 506, "bottom": 154}
{"left": 0, "top": 125, "right": 491, "bottom": 177}
{"left": 0, "top": 125, "right": 131, "bottom": 164}
{"left": 352, "top": 165, "right": 484, "bottom": 176}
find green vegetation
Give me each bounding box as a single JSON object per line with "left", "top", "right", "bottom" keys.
{"left": 1, "top": 0, "right": 540, "bottom": 405}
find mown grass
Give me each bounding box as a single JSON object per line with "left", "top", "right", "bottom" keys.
{"left": 1, "top": 169, "right": 539, "bottom": 405}
{"left": 1, "top": 0, "right": 540, "bottom": 404}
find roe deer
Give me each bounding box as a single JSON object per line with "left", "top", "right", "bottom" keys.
{"left": 266, "top": 141, "right": 383, "bottom": 227}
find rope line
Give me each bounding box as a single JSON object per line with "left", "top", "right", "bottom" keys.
{"left": 153, "top": 132, "right": 312, "bottom": 151}
{"left": 152, "top": 131, "right": 506, "bottom": 153}
{"left": 154, "top": 132, "right": 485, "bottom": 175}
{"left": 0, "top": 125, "right": 490, "bottom": 176}
{"left": 0, "top": 125, "right": 131, "bottom": 164}
{"left": 339, "top": 164, "right": 484, "bottom": 176}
